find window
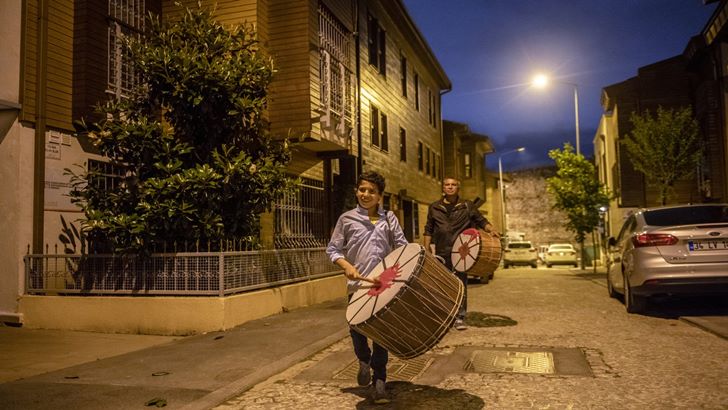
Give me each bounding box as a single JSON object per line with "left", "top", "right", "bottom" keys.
{"left": 399, "top": 127, "right": 407, "bottom": 162}
{"left": 414, "top": 72, "right": 419, "bottom": 111}
{"left": 464, "top": 153, "right": 472, "bottom": 178}
{"left": 370, "top": 105, "right": 380, "bottom": 147}
{"left": 417, "top": 142, "right": 424, "bottom": 171}
{"left": 107, "top": 0, "right": 146, "bottom": 98}
{"left": 319, "top": 4, "right": 354, "bottom": 131}
{"left": 368, "top": 14, "right": 386, "bottom": 75}
{"left": 88, "top": 159, "right": 125, "bottom": 192}
{"left": 428, "top": 89, "right": 433, "bottom": 125}
{"left": 274, "top": 177, "right": 326, "bottom": 248}
{"left": 413, "top": 203, "right": 420, "bottom": 238}
{"left": 380, "top": 113, "right": 388, "bottom": 151}
{"left": 425, "top": 147, "right": 431, "bottom": 176}
{"left": 370, "top": 105, "right": 388, "bottom": 151}
{"left": 400, "top": 55, "right": 407, "bottom": 97}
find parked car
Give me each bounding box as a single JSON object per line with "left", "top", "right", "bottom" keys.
{"left": 544, "top": 243, "right": 578, "bottom": 267}
{"left": 503, "top": 241, "right": 538, "bottom": 268}
{"left": 607, "top": 204, "right": 728, "bottom": 313}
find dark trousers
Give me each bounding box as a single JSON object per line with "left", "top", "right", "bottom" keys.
{"left": 348, "top": 294, "right": 387, "bottom": 383}
{"left": 439, "top": 253, "right": 468, "bottom": 320}
{"left": 349, "top": 327, "right": 388, "bottom": 383}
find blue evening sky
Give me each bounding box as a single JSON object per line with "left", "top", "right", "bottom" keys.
{"left": 402, "top": 0, "right": 717, "bottom": 170}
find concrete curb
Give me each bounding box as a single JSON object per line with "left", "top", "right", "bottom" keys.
{"left": 680, "top": 316, "right": 728, "bottom": 341}
{"left": 179, "top": 328, "right": 350, "bottom": 410}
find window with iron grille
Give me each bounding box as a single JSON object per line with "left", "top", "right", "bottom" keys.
{"left": 107, "top": 0, "right": 145, "bottom": 98}
{"left": 88, "top": 159, "right": 126, "bottom": 192}
{"left": 319, "top": 4, "right": 354, "bottom": 131}
{"left": 274, "top": 177, "right": 326, "bottom": 249}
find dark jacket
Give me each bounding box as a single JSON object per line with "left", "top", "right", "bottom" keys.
{"left": 424, "top": 198, "right": 488, "bottom": 260}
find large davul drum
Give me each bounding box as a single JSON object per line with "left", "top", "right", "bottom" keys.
{"left": 346, "top": 243, "right": 464, "bottom": 359}
{"left": 450, "top": 228, "right": 502, "bottom": 279}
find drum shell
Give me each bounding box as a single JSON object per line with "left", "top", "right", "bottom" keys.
{"left": 469, "top": 230, "right": 502, "bottom": 278}
{"left": 350, "top": 250, "right": 463, "bottom": 359}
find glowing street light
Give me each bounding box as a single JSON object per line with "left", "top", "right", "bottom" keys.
{"left": 498, "top": 147, "right": 525, "bottom": 234}
{"left": 531, "top": 73, "right": 581, "bottom": 155}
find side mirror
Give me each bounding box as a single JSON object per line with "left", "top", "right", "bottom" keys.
{"left": 607, "top": 237, "right": 616, "bottom": 247}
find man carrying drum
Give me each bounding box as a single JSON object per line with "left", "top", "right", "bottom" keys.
{"left": 326, "top": 171, "right": 408, "bottom": 405}
{"left": 424, "top": 177, "right": 496, "bottom": 330}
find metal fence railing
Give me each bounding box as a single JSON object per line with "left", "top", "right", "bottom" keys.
{"left": 24, "top": 248, "right": 340, "bottom": 296}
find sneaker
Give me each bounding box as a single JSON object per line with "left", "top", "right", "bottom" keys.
{"left": 454, "top": 319, "right": 467, "bottom": 330}
{"left": 371, "top": 379, "right": 390, "bottom": 404}
{"left": 357, "top": 360, "right": 371, "bottom": 386}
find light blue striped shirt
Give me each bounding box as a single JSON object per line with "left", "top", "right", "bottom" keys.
{"left": 326, "top": 205, "right": 409, "bottom": 294}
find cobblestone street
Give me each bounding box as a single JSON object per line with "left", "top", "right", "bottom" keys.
{"left": 214, "top": 267, "right": 728, "bottom": 409}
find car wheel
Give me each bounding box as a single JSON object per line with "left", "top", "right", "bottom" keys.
{"left": 546, "top": 263, "right": 552, "bottom": 268}
{"left": 623, "top": 272, "right": 647, "bottom": 313}
{"left": 531, "top": 263, "right": 537, "bottom": 268}
{"left": 607, "top": 273, "right": 618, "bottom": 299}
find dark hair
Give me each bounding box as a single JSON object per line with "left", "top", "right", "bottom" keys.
{"left": 358, "top": 171, "right": 386, "bottom": 193}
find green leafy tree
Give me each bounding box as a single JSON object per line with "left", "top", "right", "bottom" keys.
{"left": 623, "top": 106, "right": 702, "bottom": 205}
{"left": 68, "top": 4, "right": 295, "bottom": 254}
{"left": 546, "top": 144, "right": 611, "bottom": 269}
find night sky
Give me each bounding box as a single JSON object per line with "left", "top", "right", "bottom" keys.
{"left": 402, "top": 0, "right": 717, "bottom": 171}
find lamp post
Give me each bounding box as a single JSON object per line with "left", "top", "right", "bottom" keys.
{"left": 498, "top": 147, "right": 525, "bottom": 235}
{"left": 531, "top": 74, "right": 581, "bottom": 155}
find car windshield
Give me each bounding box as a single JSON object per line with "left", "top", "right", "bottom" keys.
{"left": 643, "top": 205, "right": 728, "bottom": 226}
{"left": 508, "top": 242, "right": 532, "bottom": 249}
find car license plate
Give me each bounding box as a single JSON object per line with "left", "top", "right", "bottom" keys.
{"left": 688, "top": 240, "right": 728, "bottom": 251}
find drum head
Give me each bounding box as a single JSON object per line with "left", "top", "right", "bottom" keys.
{"left": 451, "top": 228, "right": 481, "bottom": 272}
{"left": 346, "top": 243, "right": 424, "bottom": 326}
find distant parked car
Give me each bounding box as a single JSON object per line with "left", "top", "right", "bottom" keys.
{"left": 607, "top": 204, "right": 728, "bottom": 313}
{"left": 544, "top": 244, "right": 578, "bottom": 267}
{"left": 503, "top": 241, "right": 538, "bottom": 268}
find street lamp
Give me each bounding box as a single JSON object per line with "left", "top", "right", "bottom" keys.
{"left": 531, "top": 73, "right": 581, "bottom": 155}
{"left": 498, "top": 147, "right": 525, "bottom": 235}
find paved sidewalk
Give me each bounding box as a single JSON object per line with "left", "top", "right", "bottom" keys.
{"left": 0, "top": 298, "right": 349, "bottom": 409}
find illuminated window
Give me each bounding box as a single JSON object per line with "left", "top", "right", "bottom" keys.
{"left": 464, "top": 153, "right": 472, "bottom": 178}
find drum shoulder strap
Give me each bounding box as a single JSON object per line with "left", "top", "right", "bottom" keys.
{"left": 385, "top": 211, "right": 394, "bottom": 247}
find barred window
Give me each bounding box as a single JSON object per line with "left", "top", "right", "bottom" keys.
{"left": 107, "top": 0, "right": 145, "bottom": 98}
{"left": 274, "top": 177, "right": 326, "bottom": 249}
{"left": 88, "top": 159, "right": 125, "bottom": 191}
{"left": 318, "top": 3, "right": 354, "bottom": 132}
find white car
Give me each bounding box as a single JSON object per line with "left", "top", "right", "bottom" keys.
{"left": 607, "top": 204, "right": 728, "bottom": 313}
{"left": 544, "top": 243, "right": 578, "bottom": 267}
{"left": 503, "top": 241, "right": 538, "bottom": 268}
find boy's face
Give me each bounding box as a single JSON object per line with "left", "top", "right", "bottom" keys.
{"left": 356, "top": 180, "right": 382, "bottom": 210}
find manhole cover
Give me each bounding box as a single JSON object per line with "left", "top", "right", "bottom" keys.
{"left": 334, "top": 355, "right": 434, "bottom": 382}
{"left": 465, "top": 350, "right": 555, "bottom": 374}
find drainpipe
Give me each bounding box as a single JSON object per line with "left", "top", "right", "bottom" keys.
{"left": 32, "top": 0, "right": 49, "bottom": 254}
{"left": 354, "top": 0, "right": 362, "bottom": 177}
{"left": 438, "top": 87, "right": 451, "bottom": 179}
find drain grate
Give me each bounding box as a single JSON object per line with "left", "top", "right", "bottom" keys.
{"left": 465, "top": 350, "right": 555, "bottom": 374}
{"left": 334, "top": 355, "right": 434, "bottom": 382}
